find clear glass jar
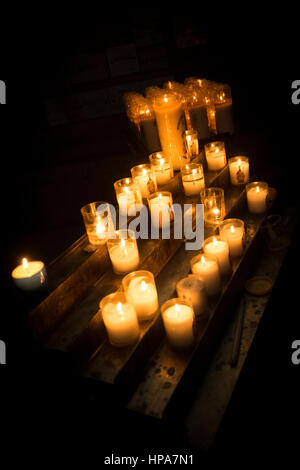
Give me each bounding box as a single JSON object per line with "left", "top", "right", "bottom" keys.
{"left": 202, "top": 235, "right": 232, "bottom": 276}
{"left": 181, "top": 163, "right": 205, "bottom": 197}
{"left": 107, "top": 229, "right": 140, "bottom": 275}
{"left": 147, "top": 191, "right": 174, "bottom": 229}
{"left": 100, "top": 291, "right": 140, "bottom": 347}
{"left": 200, "top": 187, "right": 225, "bottom": 225}
{"left": 219, "top": 218, "right": 245, "bottom": 258}
{"left": 149, "top": 151, "right": 174, "bottom": 186}
{"left": 183, "top": 129, "right": 199, "bottom": 157}
{"left": 161, "top": 297, "right": 195, "bottom": 350}
{"left": 228, "top": 156, "right": 250, "bottom": 186}
{"left": 81, "top": 201, "right": 115, "bottom": 246}
{"left": 122, "top": 270, "right": 159, "bottom": 322}
{"left": 204, "top": 141, "right": 227, "bottom": 171}
{"left": 213, "top": 83, "right": 234, "bottom": 135}
{"left": 114, "top": 177, "right": 143, "bottom": 217}
{"left": 190, "top": 252, "right": 222, "bottom": 296}
{"left": 130, "top": 164, "right": 157, "bottom": 199}
{"left": 176, "top": 276, "right": 208, "bottom": 318}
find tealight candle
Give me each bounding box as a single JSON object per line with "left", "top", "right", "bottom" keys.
{"left": 190, "top": 253, "right": 221, "bottom": 296}
{"left": 100, "top": 292, "right": 140, "bottom": 347}
{"left": 107, "top": 230, "right": 140, "bottom": 275}
{"left": 161, "top": 298, "right": 195, "bottom": 350}
{"left": 12, "top": 257, "right": 47, "bottom": 291}
{"left": 122, "top": 270, "right": 159, "bottom": 321}
{"left": 176, "top": 276, "right": 208, "bottom": 318}
{"left": 184, "top": 129, "right": 199, "bottom": 157}
{"left": 152, "top": 92, "right": 187, "bottom": 171}
{"left": 204, "top": 141, "right": 227, "bottom": 171}
{"left": 246, "top": 181, "right": 268, "bottom": 214}
{"left": 219, "top": 219, "right": 245, "bottom": 257}
{"left": 149, "top": 152, "right": 174, "bottom": 186}
{"left": 181, "top": 163, "right": 205, "bottom": 197}
{"left": 148, "top": 191, "right": 173, "bottom": 229}
{"left": 81, "top": 201, "right": 115, "bottom": 246}
{"left": 203, "top": 236, "right": 232, "bottom": 276}
{"left": 200, "top": 187, "right": 225, "bottom": 225}
{"left": 114, "top": 178, "right": 143, "bottom": 217}
{"left": 228, "top": 156, "right": 250, "bottom": 186}
{"left": 131, "top": 164, "right": 157, "bottom": 199}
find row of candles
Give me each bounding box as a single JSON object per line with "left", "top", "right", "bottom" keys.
{"left": 99, "top": 216, "right": 246, "bottom": 350}
{"left": 124, "top": 78, "right": 234, "bottom": 157}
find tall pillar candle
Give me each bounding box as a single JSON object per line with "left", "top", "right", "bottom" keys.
{"left": 152, "top": 92, "right": 187, "bottom": 171}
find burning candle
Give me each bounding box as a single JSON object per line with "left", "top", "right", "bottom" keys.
{"left": 200, "top": 187, "right": 225, "bottom": 226}
{"left": 131, "top": 164, "right": 157, "bottom": 199}
{"left": 161, "top": 298, "right": 195, "bottom": 350}
{"left": 190, "top": 253, "right": 221, "bottom": 296}
{"left": 204, "top": 141, "right": 227, "bottom": 171}
{"left": 148, "top": 191, "right": 173, "bottom": 229}
{"left": 12, "top": 257, "right": 47, "bottom": 291}
{"left": 228, "top": 156, "right": 250, "bottom": 186}
{"left": 122, "top": 270, "right": 159, "bottom": 322}
{"left": 81, "top": 201, "right": 115, "bottom": 246}
{"left": 246, "top": 181, "right": 268, "bottom": 214}
{"left": 184, "top": 129, "right": 199, "bottom": 157}
{"left": 114, "top": 178, "right": 143, "bottom": 217}
{"left": 149, "top": 152, "right": 174, "bottom": 186}
{"left": 219, "top": 219, "right": 245, "bottom": 257}
{"left": 176, "top": 276, "right": 208, "bottom": 318}
{"left": 107, "top": 230, "right": 140, "bottom": 275}
{"left": 181, "top": 163, "right": 205, "bottom": 197}
{"left": 100, "top": 292, "right": 140, "bottom": 347}
{"left": 203, "top": 236, "right": 232, "bottom": 276}
{"left": 152, "top": 92, "right": 187, "bottom": 171}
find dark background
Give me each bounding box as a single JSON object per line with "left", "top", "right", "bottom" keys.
{"left": 0, "top": 10, "right": 299, "bottom": 464}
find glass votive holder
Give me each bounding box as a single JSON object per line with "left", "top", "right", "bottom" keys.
{"left": 246, "top": 181, "right": 269, "bottom": 214}
{"left": 81, "top": 201, "right": 115, "bottom": 246}
{"left": 200, "top": 187, "right": 225, "bottom": 225}
{"left": 176, "top": 276, "right": 208, "bottom": 318}
{"left": 181, "top": 163, "right": 205, "bottom": 197}
{"left": 147, "top": 191, "right": 174, "bottom": 229}
{"left": 114, "top": 177, "right": 143, "bottom": 217}
{"left": 100, "top": 291, "right": 140, "bottom": 347}
{"left": 228, "top": 156, "right": 250, "bottom": 186}
{"left": 161, "top": 298, "right": 195, "bottom": 351}
{"left": 203, "top": 235, "right": 232, "bottom": 277}
{"left": 219, "top": 218, "right": 245, "bottom": 258}
{"left": 190, "top": 252, "right": 222, "bottom": 296}
{"left": 122, "top": 270, "right": 159, "bottom": 322}
{"left": 149, "top": 152, "right": 174, "bottom": 186}
{"left": 107, "top": 229, "right": 140, "bottom": 275}
{"left": 204, "top": 141, "right": 227, "bottom": 171}
{"left": 213, "top": 83, "right": 234, "bottom": 135}
{"left": 184, "top": 129, "right": 199, "bottom": 157}
{"left": 130, "top": 164, "right": 157, "bottom": 200}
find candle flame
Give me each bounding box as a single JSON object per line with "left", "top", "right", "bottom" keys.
{"left": 201, "top": 255, "right": 206, "bottom": 264}
{"left": 212, "top": 207, "right": 220, "bottom": 215}
{"left": 163, "top": 95, "right": 168, "bottom": 103}
{"left": 213, "top": 237, "right": 217, "bottom": 244}
{"left": 175, "top": 303, "right": 181, "bottom": 312}
{"left": 120, "top": 238, "right": 126, "bottom": 248}
{"left": 140, "top": 280, "right": 147, "bottom": 291}
{"left": 215, "top": 147, "right": 219, "bottom": 153}
{"left": 160, "top": 158, "right": 165, "bottom": 165}
{"left": 22, "top": 258, "right": 28, "bottom": 269}
{"left": 116, "top": 302, "right": 123, "bottom": 312}
{"left": 238, "top": 158, "right": 241, "bottom": 165}
{"left": 192, "top": 169, "right": 197, "bottom": 175}
{"left": 158, "top": 193, "right": 162, "bottom": 199}
{"left": 230, "top": 225, "right": 235, "bottom": 233}
{"left": 142, "top": 168, "right": 147, "bottom": 176}
{"left": 96, "top": 217, "right": 105, "bottom": 237}
{"left": 256, "top": 186, "right": 260, "bottom": 193}
{"left": 124, "top": 186, "right": 130, "bottom": 193}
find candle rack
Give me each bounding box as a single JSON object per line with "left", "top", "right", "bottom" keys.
{"left": 27, "top": 147, "right": 278, "bottom": 422}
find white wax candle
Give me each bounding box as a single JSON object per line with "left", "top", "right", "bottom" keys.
{"left": 220, "top": 224, "right": 244, "bottom": 257}
{"left": 155, "top": 162, "right": 173, "bottom": 185}
{"left": 117, "top": 191, "right": 137, "bottom": 216}
{"left": 229, "top": 158, "right": 250, "bottom": 186}
{"left": 12, "top": 258, "right": 47, "bottom": 291}
{"left": 203, "top": 238, "right": 232, "bottom": 276}
{"left": 247, "top": 186, "right": 268, "bottom": 213}
{"left": 176, "top": 277, "right": 208, "bottom": 317}
{"left": 191, "top": 255, "right": 221, "bottom": 296}
{"left": 125, "top": 276, "right": 159, "bottom": 321}
{"left": 102, "top": 301, "right": 140, "bottom": 347}
{"left": 163, "top": 303, "right": 195, "bottom": 350}
{"left": 149, "top": 193, "right": 173, "bottom": 228}
{"left": 215, "top": 102, "right": 234, "bottom": 134}
{"left": 182, "top": 169, "right": 205, "bottom": 196}
{"left": 205, "top": 146, "right": 226, "bottom": 171}
{"left": 109, "top": 239, "right": 140, "bottom": 274}
{"left": 153, "top": 95, "right": 186, "bottom": 171}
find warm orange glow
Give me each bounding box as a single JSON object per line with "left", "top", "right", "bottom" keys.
{"left": 140, "top": 280, "right": 147, "bottom": 291}
{"left": 256, "top": 186, "right": 260, "bottom": 193}
{"left": 120, "top": 238, "right": 126, "bottom": 248}
{"left": 160, "top": 158, "right": 165, "bottom": 165}
{"left": 116, "top": 302, "right": 123, "bottom": 312}
{"left": 192, "top": 169, "right": 197, "bottom": 175}
{"left": 230, "top": 225, "right": 235, "bottom": 233}
{"left": 201, "top": 255, "right": 206, "bottom": 264}
{"left": 22, "top": 258, "right": 28, "bottom": 269}
{"left": 175, "top": 303, "right": 181, "bottom": 312}
{"left": 213, "top": 237, "right": 217, "bottom": 244}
